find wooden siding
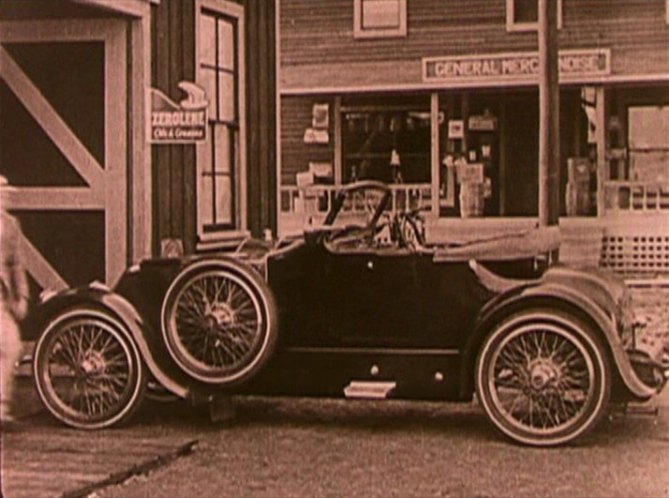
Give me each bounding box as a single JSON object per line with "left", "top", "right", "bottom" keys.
{"left": 151, "top": 0, "right": 197, "bottom": 255}
{"left": 279, "top": 0, "right": 669, "bottom": 90}
{"left": 281, "top": 95, "right": 335, "bottom": 185}
{"left": 246, "top": 0, "right": 278, "bottom": 236}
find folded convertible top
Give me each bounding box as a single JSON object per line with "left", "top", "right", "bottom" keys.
{"left": 433, "top": 226, "right": 561, "bottom": 262}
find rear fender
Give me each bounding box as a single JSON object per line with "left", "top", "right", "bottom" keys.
{"left": 33, "top": 286, "right": 188, "bottom": 399}
{"left": 461, "top": 283, "right": 656, "bottom": 401}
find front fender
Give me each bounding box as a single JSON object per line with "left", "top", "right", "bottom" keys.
{"left": 32, "top": 285, "right": 188, "bottom": 399}
{"left": 461, "top": 282, "right": 656, "bottom": 401}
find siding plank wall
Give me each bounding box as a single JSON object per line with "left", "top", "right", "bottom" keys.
{"left": 281, "top": 96, "right": 335, "bottom": 184}
{"left": 246, "top": 0, "right": 278, "bottom": 235}
{"left": 151, "top": 0, "right": 197, "bottom": 255}
{"left": 280, "top": 0, "right": 669, "bottom": 89}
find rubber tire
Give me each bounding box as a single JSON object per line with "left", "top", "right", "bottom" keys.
{"left": 475, "top": 308, "right": 611, "bottom": 446}
{"left": 161, "top": 259, "right": 278, "bottom": 386}
{"left": 33, "top": 307, "right": 147, "bottom": 430}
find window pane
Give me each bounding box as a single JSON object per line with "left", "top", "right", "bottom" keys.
{"left": 200, "top": 171, "right": 214, "bottom": 226}
{"left": 342, "top": 108, "right": 431, "bottom": 183}
{"left": 218, "top": 72, "right": 236, "bottom": 122}
{"left": 214, "top": 125, "right": 232, "bottom": 174}
{"left": 218, "top": 19, "right": 235, "bottom": 71}
{"left": 629, "top": 106, "right": 669, "bottom": 149}
{"left": 201, "top": 68, "right": 217, "bottom": 119}
{"left": 629, "top": 106, "right": 669, "bottom": 182}
{"left": 362, "top": 0, "right": 401, "bottom": 29}
{"left": 215, "top": 175, "right": 233, "bottom": 225}
{"left": 200, "top": 14, "right": 216, "bottom": 66}
{"left": 514, "top": 0, "right": 538, "bottom": 23}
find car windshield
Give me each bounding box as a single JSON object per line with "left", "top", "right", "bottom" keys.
{"left": 326, "top": 182, "right": 390, "bottom": 228}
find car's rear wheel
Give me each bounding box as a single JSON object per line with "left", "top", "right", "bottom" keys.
{"left": 34, "top": 308, "right": 146, "bottom": 429}
{"left": 476, "top": 309, "right": 610, "bottom": 446}
{"left": 161, "top": 260, "right": 278, "bottom": 385}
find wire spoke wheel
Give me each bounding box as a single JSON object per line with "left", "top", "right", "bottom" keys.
{"left": 162, "top": 262, "right": 277, "bottom": 385}
{"left": 34, "top": 309, "right": 146, "bottom": 429}
{"left": 476, "top": 310, "right": 610, "bottom": 446}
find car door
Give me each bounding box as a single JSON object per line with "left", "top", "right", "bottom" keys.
{"left": 325, "top": 249, "right": 425, "bottom": 347}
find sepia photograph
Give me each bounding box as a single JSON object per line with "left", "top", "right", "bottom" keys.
{"left": 0, "top": 0, "right": 668, "bottom": 496}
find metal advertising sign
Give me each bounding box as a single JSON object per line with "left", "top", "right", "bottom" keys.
{"left": 423, "top": 49, "right": 611, "bottom": 84}
{"left": 149, "top": 82, "right": 208, "bottom": 144}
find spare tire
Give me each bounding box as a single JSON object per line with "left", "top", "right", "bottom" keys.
{"left": 161, "top": 259, "right": 278, "bottom": 386}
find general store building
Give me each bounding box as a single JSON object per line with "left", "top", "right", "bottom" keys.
{"left": 1, "top": 0, "right": 668, "bottom": 312}
{"left": 277, "top": 0, "right": 669, "bottom": 275}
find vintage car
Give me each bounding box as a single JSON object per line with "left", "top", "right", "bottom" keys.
{"left": 29, "top": 181, "right": 668, "bottom": 446}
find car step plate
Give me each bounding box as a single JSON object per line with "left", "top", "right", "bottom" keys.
{"left": 344, "top": 381, "right": 397, "bottom": 399}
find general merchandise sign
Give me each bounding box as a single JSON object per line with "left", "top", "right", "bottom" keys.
{"left": 423, "top": 49, "right": 610, "bottom": 84}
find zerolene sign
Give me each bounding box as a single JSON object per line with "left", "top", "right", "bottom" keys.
{"left": 149, "top": 82, "right": 208, "bottom": 143}
{"left": 423, "top": 49, "right": 610, "bottom": 84}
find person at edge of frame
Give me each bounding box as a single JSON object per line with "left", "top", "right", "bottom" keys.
{"left": 0, "top": 174, "right": 29, "bottom": 429}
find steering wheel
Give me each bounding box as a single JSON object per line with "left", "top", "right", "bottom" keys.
{"left": 322, "top": 181, "right": 393, "bottom": 251}
{"left": 393, "top": 210, "right": 426, "bottom": 250}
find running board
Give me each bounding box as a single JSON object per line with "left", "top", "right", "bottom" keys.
{"left": 344, "top": 381, "right": 397, "bottom": 399}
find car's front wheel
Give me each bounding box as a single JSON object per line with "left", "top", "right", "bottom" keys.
{"left": 476, "top": 309, "right": 610, "bottom": 446}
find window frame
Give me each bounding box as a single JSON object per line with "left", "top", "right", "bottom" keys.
{"left": 506, "top": 0, "right": 563, "bottom": 32}
{"left": 353, "top": 0, "right": 407, "bottom": 39}
{"left": 195, "top": 0, "right": 247, "bottom": 244}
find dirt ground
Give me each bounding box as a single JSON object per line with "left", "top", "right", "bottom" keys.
{"left": 92, "top": 395, "right": 669, "bottom": 498}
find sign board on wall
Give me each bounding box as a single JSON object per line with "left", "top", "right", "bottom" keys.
{"left": 423, "top": 49, "right": 610, "bottom": 84}
{"left": 149, "top": 82, "right": 208, "bottom": 144}
{"left": 448, "top": 120, "right": 464, "bottom": 139}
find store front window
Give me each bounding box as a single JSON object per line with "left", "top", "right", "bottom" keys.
{"left": 341, "top": 95, "right": 431, "bottom": 184}
{"left": 601, "top": 86, "right": 669, "bottom": 214}
{"left": 628, "top": 106, "right": 669, "bottom": 183}
{"left": 280, "top": 88, "right": 595, "bottom": 236}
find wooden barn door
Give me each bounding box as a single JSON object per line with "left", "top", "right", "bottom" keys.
{"left": 0, "top": 19, "right": 127, "bottom": 291}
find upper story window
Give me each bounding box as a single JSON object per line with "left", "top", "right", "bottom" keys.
{"left": 506, "top": 0, "right": 563, "bottom": 32}
{"left": 354, "top": 0, "right": 407, "bottom": 39}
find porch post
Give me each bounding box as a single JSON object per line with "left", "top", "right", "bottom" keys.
{"left": 130, "top": 5, "right": 153, "bottom": 262}
{"left": 430, "top": 92, "right": 440, "bottom": 217}
{"left": 595, "top": 86, "right": 607, "bottom": 217}
{"left": 538, "top": 0, "right": 560, "bottom": 227}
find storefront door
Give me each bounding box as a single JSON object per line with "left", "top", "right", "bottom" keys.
{"left": 502, "top": 93, "right": 539, "bottom": 216}
{"left": 0, "top": 19, "right": 127, "bottom": 290}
